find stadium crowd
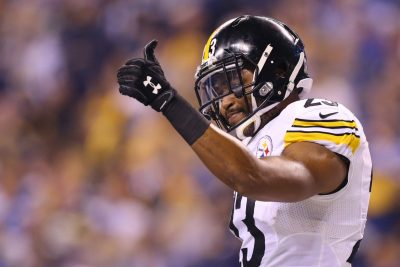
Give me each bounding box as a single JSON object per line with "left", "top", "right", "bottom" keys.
{"left": 0, "top": 0, "right": 399, "bottom": 266}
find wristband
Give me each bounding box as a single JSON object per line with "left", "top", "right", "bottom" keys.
{"left": 162, "top": 94, "right": 211, "bottom": 145}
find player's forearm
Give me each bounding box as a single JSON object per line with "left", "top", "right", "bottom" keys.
{"left": 159, "top": 93, "right": 316, "bottom": 201}
{"left": 191, "top": 124, "right": 256, "bottom": 191}
{"left": 191, "top": 125, "right": 316, "bottom": 202}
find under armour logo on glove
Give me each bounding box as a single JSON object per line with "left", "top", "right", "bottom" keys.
{"left": 117, "top": 39, "right": 176, "bottom": 112}
{"left": 143, "top": 76, "right": 162, "bottom": 94}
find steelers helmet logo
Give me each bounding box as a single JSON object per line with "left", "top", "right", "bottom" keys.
{"left": 256, "top": 136, "right": 273, "bottom": 159}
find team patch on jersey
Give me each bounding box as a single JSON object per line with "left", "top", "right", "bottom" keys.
{"left": 256, "top": 136, "right": 273, "bottom": 159}
{"left": 284, "top": 118, "right": 361, "bottom": 154}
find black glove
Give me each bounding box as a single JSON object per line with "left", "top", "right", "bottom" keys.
{"left": 117, "top": 40, "right": 176, "bottom": 111}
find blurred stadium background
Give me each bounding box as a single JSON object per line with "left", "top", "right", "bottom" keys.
{"left": 0, "top": 0, "right": 399, "bottom": 266}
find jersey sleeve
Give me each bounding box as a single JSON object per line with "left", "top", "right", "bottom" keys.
{"left": 284, "top": 99, "right": 361, "bottom": 158}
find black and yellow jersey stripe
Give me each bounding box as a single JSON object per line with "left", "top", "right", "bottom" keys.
{"left": 291, "top": 118, "right": 358, "bottom": 130}
{"left": 284, "top": 118, "right": 361, "bottom": 154}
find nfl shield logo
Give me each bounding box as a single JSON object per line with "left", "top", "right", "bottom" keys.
{"left": 256, "top": 136, "right": 273, "bottom": 159}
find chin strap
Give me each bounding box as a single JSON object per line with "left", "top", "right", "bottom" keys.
{"left": 235, "top": 87, "right": 304, "bottom": 140}
{"left": 234, "top": 48, "right": 313, "bottom": 140}
{"left": 235, "top": 102, "right": 278, "bottom": 140}
{"left": 236, "top": 44, "right": 275, "bottom": 140}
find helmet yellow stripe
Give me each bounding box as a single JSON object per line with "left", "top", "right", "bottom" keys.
{"left": 201, "top": 18, "right": 236, "bottom": 63}
{"left": 202, "top": 30, "right": 218, "bottom": 62}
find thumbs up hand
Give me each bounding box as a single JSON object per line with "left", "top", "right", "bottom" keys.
{"left": 117, "top": 40, "right": 176, "bottom": 112}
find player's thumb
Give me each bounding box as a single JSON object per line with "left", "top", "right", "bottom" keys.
{"left": 143, "top": 39, "right": 158, "bottom": 63}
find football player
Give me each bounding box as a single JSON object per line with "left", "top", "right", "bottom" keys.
{"left": 117, "top": 15, "right": 372, "bottom": 267}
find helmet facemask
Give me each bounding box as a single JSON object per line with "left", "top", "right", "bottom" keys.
{"left": 195, "top": 52, "right": 277, "bottom": 133}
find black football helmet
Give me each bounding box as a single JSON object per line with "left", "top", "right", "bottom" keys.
{"left": 194, "top": 15, "right": 313, "bottom": 138}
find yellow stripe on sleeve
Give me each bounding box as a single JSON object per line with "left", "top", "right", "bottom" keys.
{"left": 284, "top": 131, "right": 361, "bottom": 154}
{"left": 292, "top": 119, "right": 358, "bottom": 129}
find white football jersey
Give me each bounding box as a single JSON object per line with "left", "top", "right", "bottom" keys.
{"left": 229, "top": 98, "right": 372, "bottom": 267}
